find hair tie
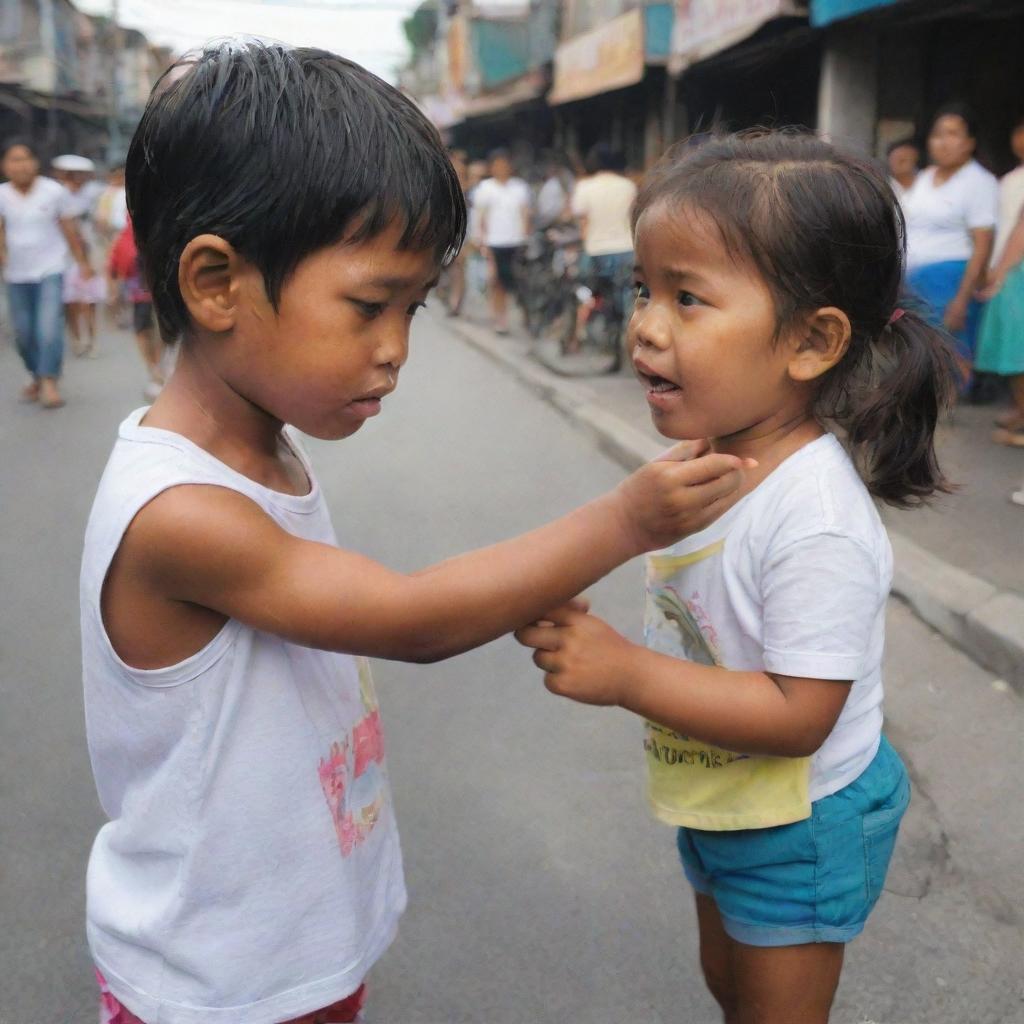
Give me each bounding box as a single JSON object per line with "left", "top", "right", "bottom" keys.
{"left": 888, "top": 307, "right": 905, "bottom": 325}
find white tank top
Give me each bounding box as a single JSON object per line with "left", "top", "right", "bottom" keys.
{"left": 80, "top": 409, "right": 406, "bottom": 1024}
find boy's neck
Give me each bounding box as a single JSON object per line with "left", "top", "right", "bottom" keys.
{"left": 143, "top": 341, "right": 309, "bottom": 496}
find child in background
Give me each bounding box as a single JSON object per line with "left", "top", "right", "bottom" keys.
{"left": 81, "top": 44, "right": 752, "bottom": 1024}
{"left": 107, "top": 217, "right": 163, "bottom": 399}
{"left": 517, "top": 131, "right": 956, "bottom": 1024}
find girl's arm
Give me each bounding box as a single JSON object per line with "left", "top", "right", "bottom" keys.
{"left": 119, "top": 444, "right": 750, "bottom": 663}
{"left": 945, "top": 227, "right": 993, "bottom": 331}
{"left": 515, "top": 606, "right": 851, "bottom": 758}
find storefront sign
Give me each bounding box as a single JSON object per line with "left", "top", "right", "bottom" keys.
{"left": 810, "top": 0, "right": 900, "bottom": 27}
{"left": 549, "top": 8, "right": 645, "bottom": 106}
{"left": 670, "top": 0, "right": 801, "bottom": 73}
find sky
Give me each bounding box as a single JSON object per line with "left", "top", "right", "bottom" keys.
{"left": 73, "top": 0, "right": 427, "bottom": 82}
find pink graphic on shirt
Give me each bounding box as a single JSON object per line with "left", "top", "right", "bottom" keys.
{"left": 352, "top": 708, "right": 384, "bottom": 778}
{"left": 317, "top": 661, "right": 388, "bottom": 858}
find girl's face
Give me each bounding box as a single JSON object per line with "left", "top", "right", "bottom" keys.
{"left": 630, "top": 202, "right": 806, "bottom": 444}
{"left": 928, "top": 115, "right": 974, "bottom": 170}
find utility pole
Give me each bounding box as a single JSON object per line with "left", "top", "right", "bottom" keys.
{"left": 107, "top": 0, "right": 122, "bottom": 163}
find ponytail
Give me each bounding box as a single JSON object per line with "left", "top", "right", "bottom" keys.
{"left": 816, "top": 307, "right": 957, "bottom": 508}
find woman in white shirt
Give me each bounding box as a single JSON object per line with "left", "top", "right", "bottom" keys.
{"left": 474, "top": 149, "right": 531, "bottom": 334}
{"left": 0, "top": 138, "right": 91, "bottom": 408}
{"left": 903, "top": 104, "right": 998, "bottom": 386}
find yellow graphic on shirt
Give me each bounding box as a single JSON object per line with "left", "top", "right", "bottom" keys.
{"left": 644, "top": 543, "right": 811, "bottom": 831}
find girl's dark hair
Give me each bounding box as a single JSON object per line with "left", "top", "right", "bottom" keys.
{"left": 126, "top": 42, "right": 466, "bottom": 341}
{"left": 633, "top": 129, "right": 956, "bottom": 508}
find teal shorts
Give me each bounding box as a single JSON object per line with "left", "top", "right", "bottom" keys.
{"left": 677, "top": 735, "right": 910, "bottom": 947}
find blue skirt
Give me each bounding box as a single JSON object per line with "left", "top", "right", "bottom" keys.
{"left": 907, "top": 259, "right": 981, "bottom": 360}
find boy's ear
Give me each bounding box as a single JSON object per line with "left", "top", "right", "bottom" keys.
{"left": 788, "top": 307, "right": 852, "bottom": 383}
{"left": 178, "top": 234, "right": 244, "bottom": 333}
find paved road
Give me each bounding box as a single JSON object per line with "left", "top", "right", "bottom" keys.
{"left": 1, "top": 314, "right": 1021, "bottom": 1023}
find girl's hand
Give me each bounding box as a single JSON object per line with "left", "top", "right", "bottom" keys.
{"left": 612, "top": 439, "right": 755, "bottom": 553}
{"left": 943, "top": 295, "right": 968, "bottom": 332}
{"left": 515, "top": 604, "right": 636, "bottom": 706}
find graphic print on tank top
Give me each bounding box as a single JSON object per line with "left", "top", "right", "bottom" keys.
{"left": 644, "top": 539, "right": 812, "bottom": 831}
{"left": 317, "top": 658, "right": 387, "bottom": 856}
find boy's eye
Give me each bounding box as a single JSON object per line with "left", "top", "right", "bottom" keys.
{"left": 634, "top": 282, "right": 650, "bottom": 300}
{"left": 352, "top": 299, "right": 385, "bottom": 319}
{"left": 678, "top": 290, "right": 702, "bottom": 308}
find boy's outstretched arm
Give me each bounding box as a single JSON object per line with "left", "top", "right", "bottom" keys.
{"left": 117, "top": 444, "right": 751, "bottom": 664}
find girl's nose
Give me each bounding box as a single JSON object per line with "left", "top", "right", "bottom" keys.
{"left": 631, "top": 304, "right": 672, "bottom": 352}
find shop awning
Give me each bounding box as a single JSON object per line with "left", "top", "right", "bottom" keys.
{"left": 810, "top": 0, "right": 901, "bottom": 26}
{"left": 459, "top": 69, "right": 546, "bottom": 120}
{"left": 669, "top": 0, "right": 803, "bottom": 74}
{"left": 549, "top": 8, "right": 646, "bottom": 106}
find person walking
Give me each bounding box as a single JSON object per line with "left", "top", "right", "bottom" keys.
{"left": 53, "top": 154, "right": 106, "bottom": 356}
{"left": 975, "top": 116, "right": 1024, "bottom": 444}
{"left": 0, "top": 138, "right": 92, "bottom": 408}
{"left": 473, "top": 148, "right": 531, "bottom": 334}
{"left": 568, "top": 143, "right": 637, "bottom": 357}
{"left": 903, "top": 104, "right": 998, "bottom": 391}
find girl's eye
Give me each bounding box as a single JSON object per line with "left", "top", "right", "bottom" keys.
{"left": 353, "top": 300, "right": 385, "bottom": 319}
{"left": 678, "top": 290, "right": 702, "bottom": 308}
{"left": 634, "top": 282, "right": 650, "bottom": 300}
{"left": 407, "top": 301, "right": 427, "bottom": 318}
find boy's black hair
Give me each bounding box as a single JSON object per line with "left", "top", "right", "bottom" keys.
{"left": 126, "top": 43, "right": 466, "bottom": 341}
{"left": 634, "top": 129, "right": 957, "bottom": 508}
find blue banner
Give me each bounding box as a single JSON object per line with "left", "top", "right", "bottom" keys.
{"left": 811, "top": 0, "right": 901, "bottom": 27}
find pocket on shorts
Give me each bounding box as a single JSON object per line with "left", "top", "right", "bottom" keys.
{"left": 861, "top": 770, "right": 910, "bottom": 908}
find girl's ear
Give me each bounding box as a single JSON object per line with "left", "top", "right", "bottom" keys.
{"left": 178, "top": 234, "right": 243, "bottom": 334}
{"left": 789, "top": 307, "right": 852, "bottom": 383}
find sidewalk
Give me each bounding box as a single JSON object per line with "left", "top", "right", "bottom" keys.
{"left": 441, "top": 297, "right": 1024, "bottom": 692}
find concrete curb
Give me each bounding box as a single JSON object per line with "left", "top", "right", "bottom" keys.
{"left": 450, "top": 315, "right": 1024, "bottom": 694}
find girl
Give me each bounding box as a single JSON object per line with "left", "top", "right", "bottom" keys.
{"left": 516, "top": 131, "right": 957, "bottom": 1024}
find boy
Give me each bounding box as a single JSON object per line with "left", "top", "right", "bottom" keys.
{"left": 82, "top": 43, "right": 750, "bottom": 1024}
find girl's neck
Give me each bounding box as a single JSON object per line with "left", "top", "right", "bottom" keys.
{"left": 12, "top": 178, "right": 36, "bottom": 195}
{"left": 710, "top": 411, "right": 825, "bottom": 498}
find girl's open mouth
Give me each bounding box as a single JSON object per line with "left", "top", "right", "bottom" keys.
{"left": 638, "top": 371, "right": 680, "bottom": 394}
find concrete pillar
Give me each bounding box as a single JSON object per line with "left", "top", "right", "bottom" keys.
{"left": 817, "top": 26, "right": 879, "bottom": 156}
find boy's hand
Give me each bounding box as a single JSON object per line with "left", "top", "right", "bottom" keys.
{"left": 515, "top": 604, "right": 635, "bottom": 706}
{"left": 612, "top": 439, "right": 754, "bottom": 553}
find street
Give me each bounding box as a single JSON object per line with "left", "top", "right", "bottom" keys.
{"left": 1, "top": 313, "right": 1021, "bottom": 1024}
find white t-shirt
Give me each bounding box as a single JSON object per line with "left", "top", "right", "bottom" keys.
{"left": 0, "top": 176, "right": 74, "bottom": 282}
{"left": 904, "top": 160, "right": 998, "bottom": 270}
{"left": 474, "top": 176, "right": 531, "bottom": 247}
{"left": 81, "top": 410, "right": 406, "bottom": 1024}
{"left": 644, "top": 433, "right": 891, "bottom": 830}
{"left": 571, "top": 172, "right": 637, "bottom": 256}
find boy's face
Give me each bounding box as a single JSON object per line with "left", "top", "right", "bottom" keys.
{"left": 224, "top": 220, "right": 439, "bottom": 440}
{"left": 887, "top": 144, "right": 918, "bottom": 181}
